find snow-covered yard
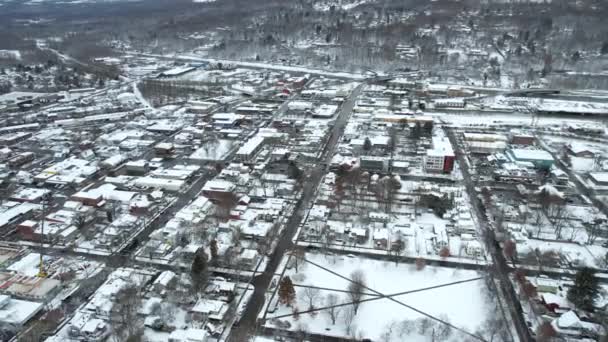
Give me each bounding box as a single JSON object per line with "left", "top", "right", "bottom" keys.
{"left": 267, "top": 253, "right": 495, "bottom": 341}
{"left": 518, "top": 238, "right": 606, "bottom": 269}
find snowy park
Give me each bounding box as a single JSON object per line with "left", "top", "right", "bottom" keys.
{"left": 266, "top": 252, "right": 509, "bottom": 341}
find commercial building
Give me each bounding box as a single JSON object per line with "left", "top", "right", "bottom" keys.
{"left": 125, "top": 160, "right": 149, "bottom": 174}
{"left": 424, "top": 137, "right": 455, "bottom": 173}
{"left": 434, "top": 98, "right": 466, "bottom": 108}
{"left": 506, "top": 148, "right": 554, "bottom": 170}
{"left": 0, "top": 294, "right": 43, "bottom": 328}
{"left": 235, "top": 136, "right": 265, "bottom": 162}
{"left": 359, "top": 156, "right": 389, "bottom": 172}
{"left": 202, "top": 180, "right": 236, "bottom": 200}
{"left": 211, "top": 113, "right": 244, "bottom": 128}
{"left": 510, "top": 133, "right": 535, "bottom": 146}
{"left": 0, "top": 202, "right": 39, "bottom": 231}
{"left": 7, "top": 152, "right": 34, "bottom": 168}
{"left": 0, "top": 132, "right": 32, "bottom": 146}
{"left": 154, "top": 142, "right": 175, "bottom": 156}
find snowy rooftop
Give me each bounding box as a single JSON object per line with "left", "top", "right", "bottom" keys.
{"left": 0, "top": 203, "right": 39, "bottom": 228}
{"left": 509, "top": 148, "right": 554, "bottom": 161}
{"left": 236, "top": 136, "right": 265, "bottom": 156}
{"left": 0, "top": 295, "right": 43, "bottom": 326}
{"left": 10, "top": 187, "right": 50, "bottom": 201}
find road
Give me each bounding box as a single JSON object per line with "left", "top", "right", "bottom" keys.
{"left": 227, "top": 85, "right": 363, "bottom": 341}
{"left": 446, "top": 127, "right": 532, "bottom": 342}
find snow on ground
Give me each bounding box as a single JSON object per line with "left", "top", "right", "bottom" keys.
{"left": 178, "top": 68, "right": 247, "bottom": 82}
{"left": 571, "top": 156, "right": 596, "bottom": 172}
{"left": 133, "top": 82, "right": 153, "bottom": 109}
{"left": 431, "top": 111, "right": 603, "bottom": 128}
{"left": 143, "top": 307, "right": 189, "bottom": 342}
{"left": 0, "top": 91, "right": 49, "bottom": 104}
{"left": 519, "top": 238, "right": 605, "bottom": 269}
{"left": 171, "top": 54, "right": 366, "bottom": 80}
{"left": 189, "top": 139, "right": 236, "bottom": 161}
{"left": 268, "top": 253, "right": 489, "bottom": 341}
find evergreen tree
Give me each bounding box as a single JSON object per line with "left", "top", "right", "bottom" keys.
{"left": 190, "top": 248, "right": 209, "bottom": 294}
{"left": 411, "top": 122, "right": 422, "bottom": 139}
{"left": 210, "top": 239, "right": 218, "bottom": 259}
{"left": 363, "top": 137, "right": 372, "bottom": 151}
{"left": 287, "top": 161, "right": 302, "bottom": 181}
{"left": 567, "top": 267, "right": 599, "bottom": 310}
{"left": 422, "top": 121, "right": 434, "bottom": 135}
{"left": 278, "top": 276, "right": 296, "bottom": 306}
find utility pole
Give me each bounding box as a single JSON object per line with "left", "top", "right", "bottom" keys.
{"left": 38, "top": 194, "right": 50, "bottom": 278}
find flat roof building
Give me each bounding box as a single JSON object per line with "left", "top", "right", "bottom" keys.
{"left": 507, "top": 148, "right": 554, "bottom": 170}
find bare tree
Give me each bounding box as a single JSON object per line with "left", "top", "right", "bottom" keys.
{"left": 416, "top": 317, "right": 433, "bottom": 335}
{"left": 111, "top": 285, "right": 142, "bottom": 342}
{"left": 343, "top": 303, "right": 357, "bottom": 336}
{"left": 232, "top": 225, "right": 243, "bottom": 247}
{"left": 324, "top": 293, "right": 341, "bottom": 325}
{"left": 303, "top": 287, "right": 321, "bottom": 310}
{"left": 290, "top": 246, "right": 306, "bottom": 273}
{"left": 390, "top": 236, "right": 406, "bottom": 265}
{"left": 550, "top": 203, "right": 568, "bottom": 240}
{"left": 214, "top": 191, "right": 239, "bottom": 220}
{"left": 320, "top": 228, "right": 335, "bottom": 255}
{"left": 347, "top": 270, "right": 366, "bottom": 314}
{"left": 503, "top": 240, "right": 517, "bottom": 265}
{"left": 533, "top": 210, "right": 544, "bottom": 238}
{"left": 586, "top": 214, "right": 605, "bottom": 245}
{"left": 431, "top": 315, "right": 452, "bottom": 340}
{"left": 160, "top": 302, "right": 177, "bottom": 323}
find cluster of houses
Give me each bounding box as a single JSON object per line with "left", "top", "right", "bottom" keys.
{"left": 524, "top": 276, "right": 606, "bottom": 340}
{"left": 54, "top": 267, "right": 241, "bottom": 342}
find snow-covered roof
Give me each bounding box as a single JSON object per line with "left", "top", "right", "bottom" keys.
{"left": 168, "top": 328, "right": 209, "bottom": 342}
{"left": 373, "top": 228, "right": 389, "bottom": 240}
{"left": 555, "top": 310, "right": 582, "bottom": 329}
{"left": 541, "top": 293, "right": 569, "bottom": 308}
{"left": 314, "top": 104, "right": 338, "bottom": 117}
{"left": 536, "top": 184, "right": 564, "bottom": 199}
{"left": 509, "top": 148, "right": 553, "bottom": 162}
{"left": 0, "top": 202, "right": 39, "bottom": 228}
{"left": 203, "top": 180, "right": 235, "bottom": 192}
{"left": 191, "top": 299, "right": 227, "bottom": 318}
{"left": 589, "top": 172, "right": 608, "bottom": 184}
{"left": 10, "top": 187, "right": 50, "bottom": 201}
{"left": 0, "top": 295, "right": 43, "bottom": 326}
{"left": 236, "top": 136, "right": 265, "bottom": 157}
{"left": 567, "top": 142, "right": 597, "bottom": 155}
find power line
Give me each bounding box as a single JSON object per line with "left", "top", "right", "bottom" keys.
{"left": 296, "top": 257, "right": 488, "bottom": 342}
{"left": 269, "top": 276, "right": 483, "bottom": 319}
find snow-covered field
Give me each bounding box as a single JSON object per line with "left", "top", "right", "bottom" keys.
{"left": 268, "top": 253, "right": 492, "bottom": 341}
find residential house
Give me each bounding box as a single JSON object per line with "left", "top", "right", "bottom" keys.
{"left": 373, "top": 228, "right": 389, "bottom": 249}
{"left": 190, "top": 299, "right": 228, "bottom": 322}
